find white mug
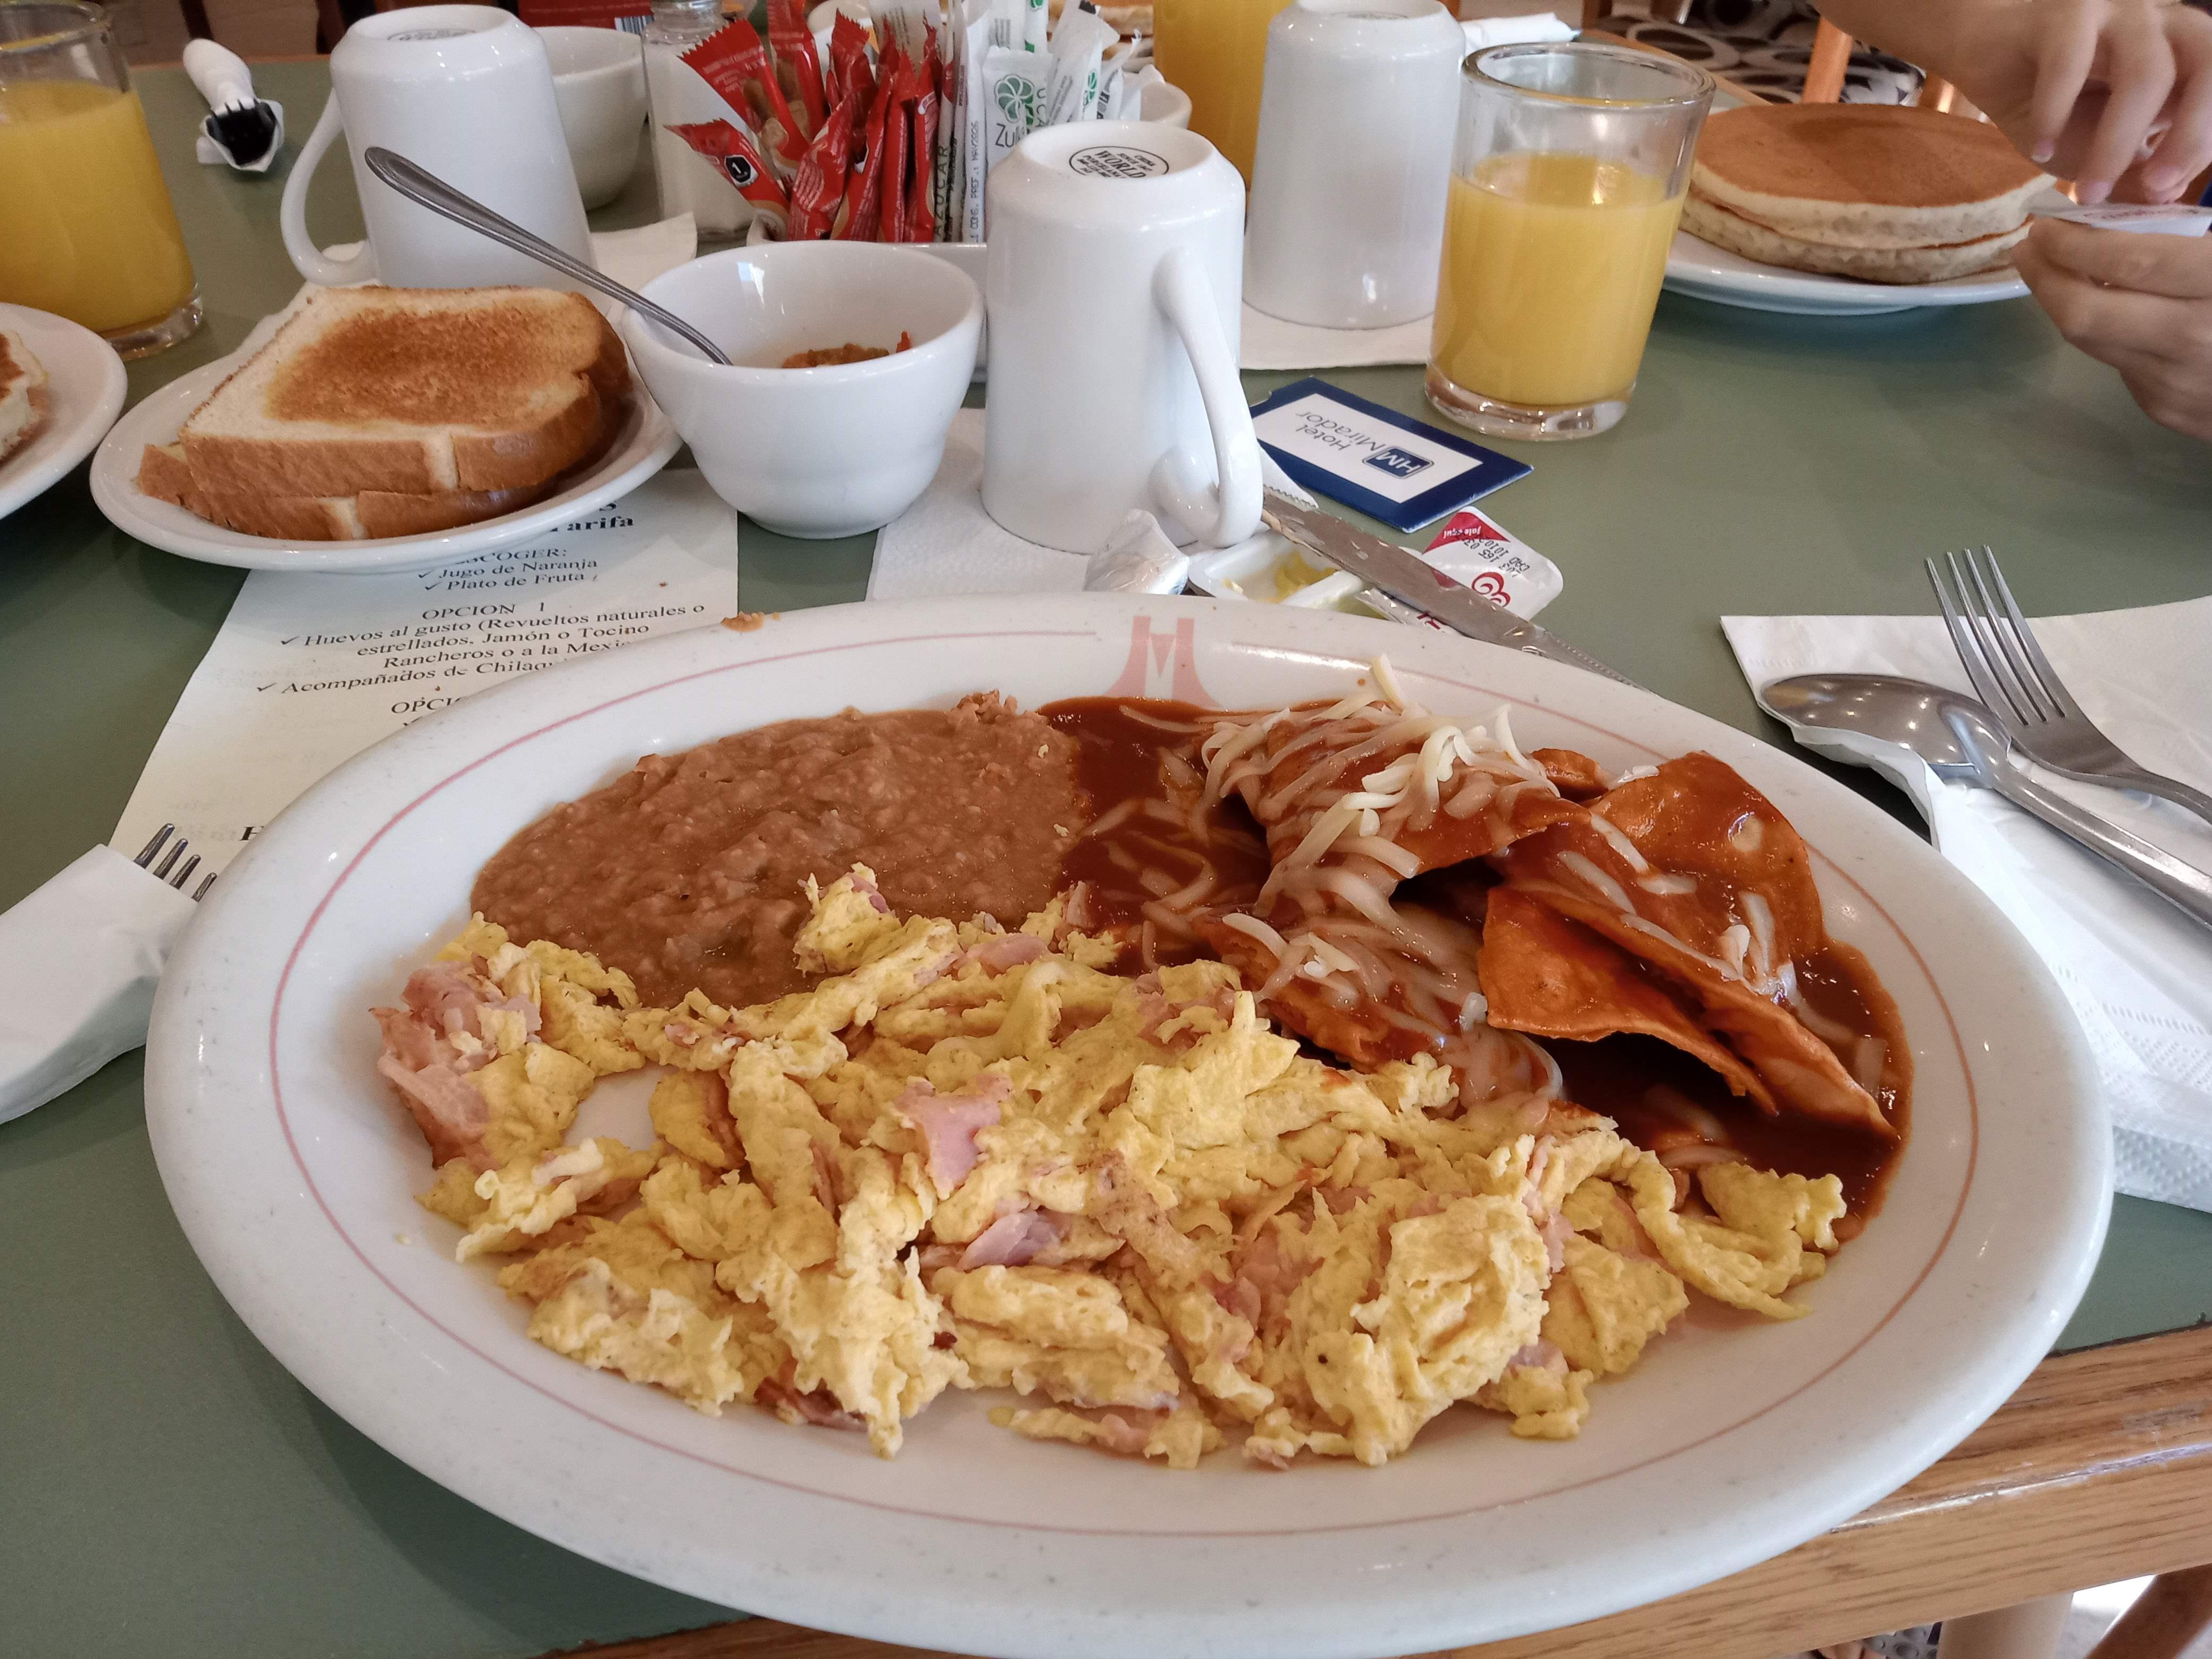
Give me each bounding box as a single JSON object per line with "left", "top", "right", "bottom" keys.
{"left": 982, "top": 122, "right": 1261, "bottom": 555}
{"left": 1244, "top": 0, "right": 1466, "bottom": 329}
{"left": 540, "top": 26, "right": 649, "bottom": 211}
{"left": 280, "top": 5, "right": 594, "bottom": 290}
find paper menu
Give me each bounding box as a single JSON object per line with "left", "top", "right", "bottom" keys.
{"left": 112, "top": 471, "right": 739, "bottom": 879}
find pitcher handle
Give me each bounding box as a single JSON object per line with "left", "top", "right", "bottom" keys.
{"left": 280, "top": 96, "right": 379, "bottom": 287}
{"left": 1147, "top": 245, "right": 1262, "bottom": 548}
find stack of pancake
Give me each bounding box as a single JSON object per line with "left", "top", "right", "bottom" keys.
{"left": 1683, "top": 103, "right": 2051, "bottom": 284}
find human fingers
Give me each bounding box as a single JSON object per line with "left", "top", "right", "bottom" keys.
{"left": 2074, "top": 5, "right": 2176, "bottom": 203}
{"left": 2027, "top": 215, "right": 2212, "bottom": 300}
{"left": 2115, "top": 355, "right": 2212, "bottom": 442}
{"left": 2027, "top": 0, "right": 2104, "bottom": 166}
{"left": 2016, "top": 231, "right": 2205, "bottom": 362}
{"left": 2140, "top": 10, "right": 2212, "bottom": 200}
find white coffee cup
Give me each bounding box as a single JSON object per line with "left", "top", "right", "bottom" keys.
{"left": 540, "top": 26, "right": 648, "bottom": 211}
{"left": 280, "top": 5, "right": 594, "bottom": 290}
{"left": 982, "top": 121, "right": 1261, "bottom": 555}
{"left": 1244, "top": 0, "right": 1466, "bottom": 329}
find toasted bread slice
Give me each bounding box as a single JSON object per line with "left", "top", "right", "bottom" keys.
{"left": 137, "top": 440, "right": 563, "bottom": 541}
{"left": 178, "top": 286, "right": 629, "bottom": 500}
{"left": 1, "top": 325, "right": 52, "bottom": 467}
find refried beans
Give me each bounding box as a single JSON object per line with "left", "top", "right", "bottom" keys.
{"left": 471, "top": 693, "right": 1081, "bottom": 1008}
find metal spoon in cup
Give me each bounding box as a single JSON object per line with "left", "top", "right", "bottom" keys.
{"left": 360, "top": 147, "right": 731, "bottom": 366}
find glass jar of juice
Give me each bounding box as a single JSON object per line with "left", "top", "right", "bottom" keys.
{"left": 1153, "top": 0, "right": 1295, "bottom": 182}
{"left": 0, "top": 1, "right": 200, "bottom": 356}
{"left": 1427, "top": 43, "right": 1711, "bottom": 440}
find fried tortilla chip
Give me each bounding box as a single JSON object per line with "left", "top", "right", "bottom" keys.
{"left": 1530, "top": 748, "right": 1609, "bottom": 803}
{"left": 1476, "top": 887, "right": 1778, "bottom": 1112}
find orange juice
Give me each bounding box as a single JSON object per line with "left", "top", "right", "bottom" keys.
{"left": 1153, "top": 0, "right": 1294, "bottom": 181}
{"left": 1429, "top": 152, "right": 1684, "bottom": 409}
{"left": 0, "top": 80, "right": 196, "bottom": 335}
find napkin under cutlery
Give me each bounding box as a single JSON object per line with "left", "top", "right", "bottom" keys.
{"left": 1724, "top": 597, "right": 2212, "bottom": 1212}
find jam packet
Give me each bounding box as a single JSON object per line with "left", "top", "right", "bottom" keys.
{"left": 906, "top": 54, "right": 940, "bottom": 243}
{"left": 1419, "top": 507, "right": 1563, "bottom": 618}
{"left": 668, "top": 118, "right": 791, "bottom": 237}
{"left": 682, "top": 19, "right": 807, "bottom": 175}
{"left": 827, "top": 8, "right": 874, "bottom": 108}
{"left": 833, "top": 56, "right": 898, "bottom": 239}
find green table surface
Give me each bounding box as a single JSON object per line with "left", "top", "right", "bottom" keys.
{"left": 3, "top": 58, "right": 2209, "bottom": 1659}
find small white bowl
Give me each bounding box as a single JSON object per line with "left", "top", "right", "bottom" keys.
{"left": 538, "top": 25, "right": 648, "bottom": 210}
{"left": 622, "top": 244, "right": 982, "bottom": 539}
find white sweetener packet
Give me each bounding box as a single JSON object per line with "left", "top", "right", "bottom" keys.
{"left": 2035, "top": 202, "right": 2212, "bottom": 237}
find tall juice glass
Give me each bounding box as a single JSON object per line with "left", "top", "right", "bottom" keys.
{"left": 1153, "top": 0, "right": 1295, "bottom": 182}
{"left": 1427, "top": 42, "right": 1710, "bottom": 440}
{"left": 0, "top": 1, "right": 200, "bottom": 356}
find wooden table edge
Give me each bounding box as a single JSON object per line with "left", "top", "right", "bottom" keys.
{"left": 540, "top": 1322, "right": 2212, "bottom": 1659}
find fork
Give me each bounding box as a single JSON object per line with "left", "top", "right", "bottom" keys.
{"left": 134, "top": 824, "right": 219, "bottom": 902}
{"left": 1926, "top": 546, "right": 2212, "bottom": 831}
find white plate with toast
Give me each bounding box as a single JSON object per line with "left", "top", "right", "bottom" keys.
{"left": 0, "top": 303, "right": 128, "bottom": 524}
{"left": 88, "top": 288, "right": 681, "bottom": 574}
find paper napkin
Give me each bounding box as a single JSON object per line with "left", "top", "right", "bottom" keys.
{"left": 1241, "top": 306, "right": 1432, "bottom": 373}
{"left": 1724, "top": 598, "right": 2212, "bottom": 1212}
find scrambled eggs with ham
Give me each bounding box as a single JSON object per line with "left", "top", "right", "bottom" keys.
{"left": 374, "top": 867, "right": 1846, "bottom": 1467}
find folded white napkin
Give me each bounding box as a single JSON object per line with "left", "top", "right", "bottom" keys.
{"left": 1241, "top": 306, "right": 1432, "bottom": 374}
{"left": 0, "top": 850, "right": 200, "bottom": 1125}
{"left": 869, "top": 410, "right": 1318, "bottom": 598}
{"left": 1723, "top": 598, "right": 2212, "bottom": 1212}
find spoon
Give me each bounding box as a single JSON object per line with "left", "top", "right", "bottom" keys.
{"left": 361, "top": 147, "right": 733, "bottom": 366}
{"left": 1763, "top": 673, "right": 2212, "bottom": 933}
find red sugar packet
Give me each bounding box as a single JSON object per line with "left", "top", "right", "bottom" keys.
{"left": 765, "top": 0, "right": 828, "bottom": 140}
{"left": 667, "top": 119, "right": 791, "bottom": 237}
{"left": 832, "top": 49, "right": 897, "bottom": 241}
{"left": 879, "top": 53, "right": 913, "bottom": 245}
{"left": 682, "top": 20, "right": 807, "bottom": 175}
{"left": 787, "top": 91, "right": 857, "bottom": 239}
{"left": 827, "top": 10, "right": 874, "bottom": 111}
{"left": 903, "top": 48, "right": 939, "bottom": 244}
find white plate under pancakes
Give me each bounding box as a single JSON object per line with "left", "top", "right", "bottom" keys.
{"left": 145, "top": 596, "right": 2108, "bottom": 1659}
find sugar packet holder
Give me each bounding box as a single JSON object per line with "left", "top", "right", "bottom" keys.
{"left": 0, "top": 847, "right": 202, "bottom": 1125}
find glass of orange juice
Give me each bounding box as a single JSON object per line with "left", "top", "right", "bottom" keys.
{"left": 1153, "top": 0, "right": 1296, "bottom": 182}
{"left": 1427, "top": 42, "right": 1710, "bottom": 440}
{"left": 0, "top": 1, "right": 200, "bottom": 356}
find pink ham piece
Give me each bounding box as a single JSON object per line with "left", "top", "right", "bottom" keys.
{"left": 759, "top": 1379, "right": 866, "bottom": 1432}
{"left": 895, "top": 1074, "right": 1013, "bottom": 1196}
{"left": 370, "top": 961, "right": 535, "bottom": 1169}
{"left": 958, "top": 1208, "right": 1065, "bottom": 1269}
{"left": 966, "top": 932, "right": 1048, "bottom": 974}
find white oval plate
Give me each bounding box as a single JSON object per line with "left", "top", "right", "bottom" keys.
{"left": 88, "top": 350, "right": 680, "bottom": 574}
{"left": 146, "top": 596, "right": 2108, "bottom": 1659}
{"left": 0, "top": 303, "right": 128, "bottom": 523}
{"left": 1665, "top": 230, "right": 2031, "bottom": 316}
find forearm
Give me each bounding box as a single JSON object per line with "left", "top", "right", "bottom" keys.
{"left": 1805, "top": 0, "right": 1990, "bottom": 86}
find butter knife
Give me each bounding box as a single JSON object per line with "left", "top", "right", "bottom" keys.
{"left": 1259, "top": 490, "right": 1640, "bottom": 690}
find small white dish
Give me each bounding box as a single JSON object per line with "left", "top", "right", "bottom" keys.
{"left": 540, "top": 24, "right": 648, "bottom": 210}
{"left": 623, "top": 242, "right": 981, "bottom": 539}
{"left": 0, "top": 302, "right": 128, "bottom": 523}
{"left": 145, "top": 595, "right": 2109, "bottom": 1659}
{"left": 88, "top": 346, "right": 679, "bottom": 574}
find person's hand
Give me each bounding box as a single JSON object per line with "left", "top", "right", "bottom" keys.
{"left": 1939, "top": 0, "right": 2212, "bottom": 205}
{"left": 2015, "top": 217, "right": 2212, "bottom": 441}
